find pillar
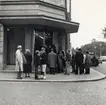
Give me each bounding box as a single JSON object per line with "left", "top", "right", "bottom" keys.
{"left": 25, "top": 27, "right": 33, "bottom": 52}
{"left": 0, "top": 24, "right": 4, "bottom": 70}
{"left": 66, "top": 0, "right": 71, "bottom": 20}
{"left": 53, "top": 32, "right": 59, "bottom": 52}
{"left": 58, "top": 32, "right": 66, "bottom": 52}
{"left": 66, "top": 33, "right": 71, "bottom": 51}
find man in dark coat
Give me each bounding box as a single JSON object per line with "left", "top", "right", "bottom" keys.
{"left": 75, "top": 49, "right": 84, "bottom": 74}
{"left": 72, "top": 51, "right": 76, "bottom": 73}
{"left": 48, "top": 48, "right": 57, "bottom": 75}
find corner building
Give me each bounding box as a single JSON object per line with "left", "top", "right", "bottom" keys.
{"left": 0, "top": 0, "right": 79, "bottom": 70}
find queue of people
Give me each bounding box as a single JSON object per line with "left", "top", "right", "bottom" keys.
{"left": 71, "top": 49, "right": 91, "bottom": 75}
{"left": 15, "top": 45, "right": 91, "bottom": 80}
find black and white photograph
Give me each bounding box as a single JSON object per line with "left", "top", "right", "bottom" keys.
{"left": 0, "top": 0, "right": 106, "bottom": 104}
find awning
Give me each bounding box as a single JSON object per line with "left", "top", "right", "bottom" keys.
{"left": 0, "top": 15, "right": 79, "bottom": 33}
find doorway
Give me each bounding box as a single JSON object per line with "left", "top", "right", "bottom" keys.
{"left": 7, "top": 27, "right": 25, "bottom": 65}
{"left": 34, "top": 30, "right": 53, "bottom": 52}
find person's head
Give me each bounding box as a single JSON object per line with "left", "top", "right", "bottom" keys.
{"left": 35, "top": 50, "right": 40, "bottom": 55}
{"left": 51, "top": 48, "right": 54, "bottom": 52}
{"left": 41, "top": 46, "right": 46, "bottom": 52}
{"left": 86, "top": 51, "right": 89, "bottom": 54}
{"left": 25, "top": 49, "right": 30, "bottom": 53}
{"left": 78, "top": 48, "right": 82, "bottom": 52}
{"left": 67, "top": 50, "right": 70, "bottom": 53}
{"left": 17, "top": 45, "right": 22, "bottom": 51}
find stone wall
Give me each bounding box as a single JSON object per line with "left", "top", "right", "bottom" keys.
{"left": 0, "top": 3, "right": 66, "bottom": 20}
{"left": 0, "top": 24, "right": 4, "bottom": 70}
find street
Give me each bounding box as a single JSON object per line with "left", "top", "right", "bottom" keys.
{"left": 92, "top": 62, "right": 106, "bottom": 75}
{"left": 0, "top": 63, "right": 106, "bottom": 105}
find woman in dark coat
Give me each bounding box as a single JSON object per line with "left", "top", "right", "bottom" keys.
{"left": 58, "top": 50, "right": 65, "bottom": 73}
{"left": 23, "top": 49, "right": 32, "bottom": 77}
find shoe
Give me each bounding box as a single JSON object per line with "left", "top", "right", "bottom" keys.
{"left": 25, "top": 76, "right": 27, "bottom": 78}
{"left": 17, "top": 77, "right": 22, "bottom": 79}
{"left": 35, "top": 76, "right": 39, "bottom": 79}
{"left": 28, "top": 76, "right": 30, "bottom": 77}
{"left": 85, "top": 73, "right": 90, "bottom": 74}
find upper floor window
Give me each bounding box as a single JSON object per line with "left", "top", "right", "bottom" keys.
{"left": 40, "top": 0, "right": 66, "bottom": 8}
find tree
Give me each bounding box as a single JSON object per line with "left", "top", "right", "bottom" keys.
{"left": 91, "top": 38, "right": 96, "bottom": 43}
{"left": 102, "top": 27, "right": 106, "bottom": 38}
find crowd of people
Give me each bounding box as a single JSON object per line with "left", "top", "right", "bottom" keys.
{"left": 15, "top": 45, "right": 91, "bottom": 80}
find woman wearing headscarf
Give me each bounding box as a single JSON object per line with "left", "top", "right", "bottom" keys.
{"left": 58, "top": 50, "right": 65, "bottom": 73}
{"left": 23, "top": 49, "right": 32, "bottom": 77}
{"left": 85, "top": 51, "right": 91, "bottom": 74}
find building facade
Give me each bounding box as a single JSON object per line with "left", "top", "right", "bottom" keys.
{"left": 0, "top": 0, "right": 79, "bottom": 70}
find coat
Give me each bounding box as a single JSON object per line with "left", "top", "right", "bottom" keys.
{"left": 15, "top": 49, "right": 23, "bottom": 72}
{"left": 40, "top": 52, "right": 48, "bottom": 65}
{"left": 85, "top": 54, "right": 91, "bottom": 69}
{"left": 23, "top": 52, "right": 32, "bottom": 73}
{"left": 48, "top": 51, "right": 57, "bottom": 68}
{"left": 34, "top": 53, "right": 41, "bottom": 67}
{"left": 75, "top": 51, "right": 84, "bottom": 65}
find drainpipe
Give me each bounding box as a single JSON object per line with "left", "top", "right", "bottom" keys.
{"left": 67, "top": 0, "right": 71, "bottom": 20}
{"left": 66, "top": 0, "right": 71, "bottom": 51}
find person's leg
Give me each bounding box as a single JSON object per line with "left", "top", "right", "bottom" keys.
{"left": 28, "top": 73, "right": 30, "bottom": 77}
{"left": 53, "top": 68, "right": 55, "bottom": 75}
{"left": 50, "top": 68, "right": 52, "bottom": 74}
{"left": 86, "top": 66, "right": 90, "bottom": 74}
{"left": 42, "top": 64, "right": 47, "bottom": 79}
{"left": 17, "top": 70, "right": 22, "bottom": 79}
{"left": 75, "top": 64, "right": 78, "bottom": 74}
{"left": 35, "top": 67, "right": 38, "bottom": 79}
{"left": 17, "top": 71, "right": 20, "bottom": 79}
{"left": 80, "top": 63, "right": 83, "bottom": 74}
{"left": 25, "top": 73, "right": 27, "bottom": 77}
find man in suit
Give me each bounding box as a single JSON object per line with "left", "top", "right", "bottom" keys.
{"left": 75, "top": 49, "right": 84, "bottom": 74}
{"left": 48, "top": 48, "right": 57, "bottom": 75}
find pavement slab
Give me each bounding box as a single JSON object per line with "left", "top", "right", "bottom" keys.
{"left": 0, "top": 68, "right": 105, "bottom": 82}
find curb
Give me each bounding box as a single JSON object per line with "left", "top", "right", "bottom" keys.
{"left": 0, "top": 75, "right": 105, "bottom": 83}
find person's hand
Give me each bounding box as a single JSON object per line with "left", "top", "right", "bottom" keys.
{"left": 38, "top": 65, "right": 40, "bottom": 68}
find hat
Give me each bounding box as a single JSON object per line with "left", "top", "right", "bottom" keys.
{"left": 17, "top": 45, "right": 22, "bottom": 49}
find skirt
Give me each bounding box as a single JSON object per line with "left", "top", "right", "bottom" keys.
{"left": 23, "top": 64, "right": 32, "bottom": 73}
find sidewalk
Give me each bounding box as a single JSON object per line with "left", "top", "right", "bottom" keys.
{"left": 0, "top": 68, "right": 105, "bottom": 82}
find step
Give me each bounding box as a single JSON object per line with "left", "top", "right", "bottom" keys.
{"left": 5, "top": 65, "right": 15, "bottom": 70}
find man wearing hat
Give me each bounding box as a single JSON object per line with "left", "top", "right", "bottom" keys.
{"left": 75, "top": 48, "right": 84, "bottom": 74}
{"left": 15, "top": 45, "right": 24, "bottom": 79}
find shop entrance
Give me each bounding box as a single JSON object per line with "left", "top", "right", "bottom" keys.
{"left": 34, "top": 30, "right": 53, "bottom": 52}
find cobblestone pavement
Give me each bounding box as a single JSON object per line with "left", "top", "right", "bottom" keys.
{"left": 0, "top": 79, "right": 106, "bottom": 105}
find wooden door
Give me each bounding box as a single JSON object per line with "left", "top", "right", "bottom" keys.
{"left": 7, "top": 28, "right": 25, "bottom": 65}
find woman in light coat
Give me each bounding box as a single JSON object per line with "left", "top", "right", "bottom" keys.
{"left": 85, "top": 51, "right": 91, "bottom": 74}
{"left": 15, "top": 45, "right": 24, "bottom": 79}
